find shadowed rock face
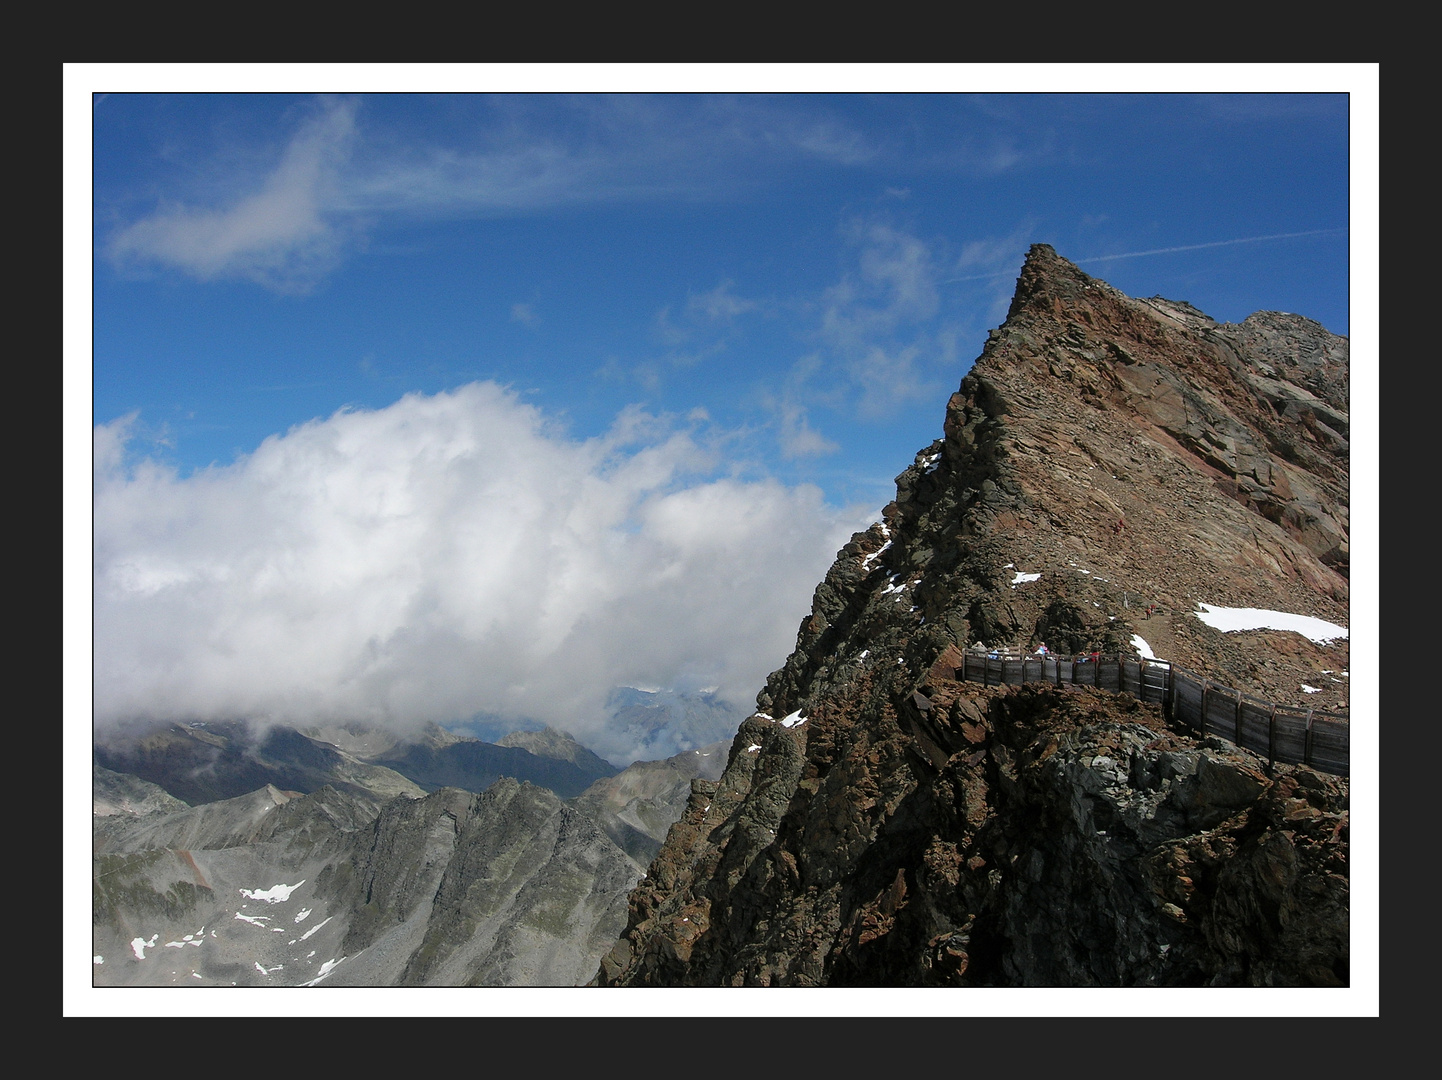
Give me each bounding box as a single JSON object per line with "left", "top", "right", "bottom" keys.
{"left": 321, "top": 779, "right": 641, "bottom": 987}
{"left": 594, "top": 246, "right": 1350, "bottom": 989}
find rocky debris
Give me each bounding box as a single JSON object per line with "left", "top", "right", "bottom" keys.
{"left": 594, "top": 245, "right": 1349, "bottom": 988}
{"left": 92, "top": 783, "right": 388, "bottom": 987}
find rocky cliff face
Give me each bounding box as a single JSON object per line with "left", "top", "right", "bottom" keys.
{"left": 92, "top": 778, "right": 640, "bottom": 987}
{"left": 93, "top": 735, "right": 722, "bottom": 986}
{"left": 593, "top": 245, "right": 1350, "bottom": 988}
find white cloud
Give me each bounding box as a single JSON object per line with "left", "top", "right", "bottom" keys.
{"left": 685, "top": 280, "right": 758, "bottom": 324}
{"left": 821, "top": 221, "right": 940, "bottom": 350}
{"left": 99, "top": 96, "right": 885, "bottom": 292}
{"left": 108, "top": 98, "right": 359, "bottom": 289}
{"left": 775, "top": 401, "right": 840, "bottom": 460}
{"left": 93, "top": 384, "right": 865, "bottom": 762}
{"left": 808, "top": 220, "right": 962, "bottom": 420}
{"left": 847, "top": 344, "right": 931, "bottom": 419}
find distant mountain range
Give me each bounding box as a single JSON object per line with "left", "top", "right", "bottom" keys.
{"left": 93, "top": 713, "right": 727, "bottom": 987}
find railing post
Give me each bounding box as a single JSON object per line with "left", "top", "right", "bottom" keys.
{"left": 1268, "top": 707, "right": 1277, "bottom": 770}
{"left": 1199, "top": 677, "right": 1209, "bottom": 736}
{"left": 1304, "top": 708, "right": 1315, "bottom": 767}
{"left": 1235, "top": 690, "right": 1244, "bottom": 746}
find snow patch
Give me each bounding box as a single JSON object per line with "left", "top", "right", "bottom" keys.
{"left": 129, "top": 935, "right": 158, "bottom": 960}
{"left": 299, "top": 957, "right": 346, "bottom": 986}
{"left": 239, "top": 881, "right": 305, "bottom": 904}
{"left": 1131, "top": 634, "right": 1159, "bottom": 660}
{"left": 1195, "top": 604, "right": 1348, "bottom": 643}
{"left": 861, "top": 540, "right": 893, "bottom": 569}
{"left": 780, "top": 709, "right": 807, "bottom": 728}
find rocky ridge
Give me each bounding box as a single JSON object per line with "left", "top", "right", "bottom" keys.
{"left": 93, "top": 734, "right": 724, "bottom": 987}
{"left": 593, "top": 245, "right": 1350, "bottom": 988}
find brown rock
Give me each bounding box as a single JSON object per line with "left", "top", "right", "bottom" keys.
{"left": 592, "top": 246, "right": 1349, "bottom": 989}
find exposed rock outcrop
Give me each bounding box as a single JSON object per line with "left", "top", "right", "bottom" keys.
{"left": 92, "top": 779, "right": 642, "bottom": 987}
{"left": 93, "top": 736, "right": 728, "bottom": 986}
{"left": 594, "top": 246, "right": 1349, "bottom": 988}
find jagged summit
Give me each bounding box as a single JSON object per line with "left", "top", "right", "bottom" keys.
{"left": 756, "top": 243, "right": 1347, "bottom": 723}
{"left": 594, "top": 246, "right": 1350, "bottom": 989}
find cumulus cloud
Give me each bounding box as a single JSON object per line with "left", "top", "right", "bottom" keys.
{"left": 93, "top": 384, "right": 868, "bottom": 763}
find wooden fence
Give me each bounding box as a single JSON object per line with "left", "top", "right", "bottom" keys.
{"left": 954, "top": 651, "right": 1348, "bottom": 777}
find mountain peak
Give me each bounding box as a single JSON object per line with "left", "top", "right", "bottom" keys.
{"left": 1004, "top": 243, "right": 1110, "bottom": 321}
{"left": 595, "top": 246, "right": 1351, "bottom": 989}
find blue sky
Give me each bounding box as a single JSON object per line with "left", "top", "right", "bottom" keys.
{"left": 90, "top": 87, "right": 1354, "bottom": 506}
{"left": 73, "top": 69, "right": 1373, "bottom": 762}
{"left": 66, "top": 64, "right": 1379, "bottom": 1018}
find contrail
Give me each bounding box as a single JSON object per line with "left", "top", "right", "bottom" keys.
{"left": 943, "top": 229, "right": 1344, "bottom": 283}
{"left": 1073, "top": 229, "right": 1344, "bottom": 265}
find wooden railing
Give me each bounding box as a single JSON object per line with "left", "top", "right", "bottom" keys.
{"left": 953, "top": 650, "right": 1348, "bottom": 777}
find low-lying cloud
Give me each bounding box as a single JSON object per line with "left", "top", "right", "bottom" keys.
{"left": 93, "top": 384, "right": 870, "bottom": 763}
